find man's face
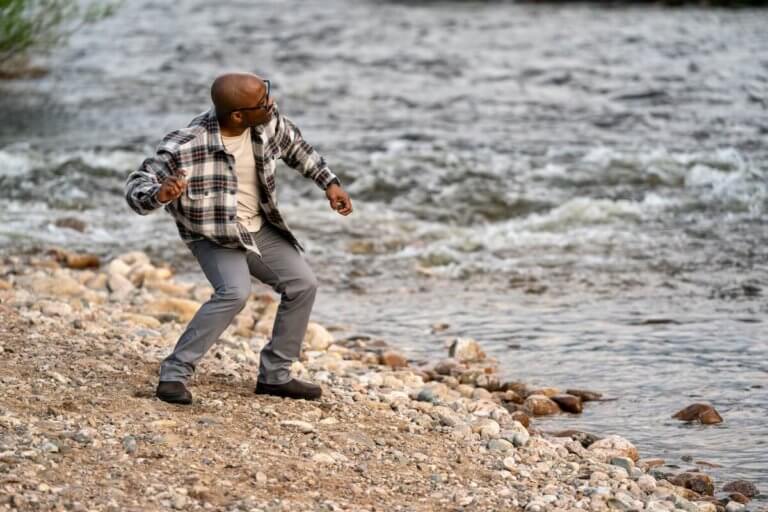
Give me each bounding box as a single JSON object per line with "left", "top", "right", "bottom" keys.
{"left": 231, "top": 80, "right": 275, "bottom": 129}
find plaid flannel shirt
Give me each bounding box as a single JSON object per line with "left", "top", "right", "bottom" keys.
{"left": 125, "top": 105, "right": 340, "bottom": 255}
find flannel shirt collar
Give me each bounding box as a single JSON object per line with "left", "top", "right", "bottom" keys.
{"left": 204, "top": 105, "right": 277, "bottom": 153}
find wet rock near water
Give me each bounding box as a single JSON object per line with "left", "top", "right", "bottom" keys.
{"left": 673, "top": 403, "right": 724, "bottom": 425}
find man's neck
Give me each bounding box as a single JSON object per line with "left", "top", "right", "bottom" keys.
{"left": 219, "top": 124, "right": 248, "bottom": 137}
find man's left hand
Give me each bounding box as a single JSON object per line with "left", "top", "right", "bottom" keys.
{"left": 326, "top": 184, "right": 352, "bottom": 216}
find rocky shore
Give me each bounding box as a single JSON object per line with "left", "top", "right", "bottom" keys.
{"left": 0, "top": 250, "right": 762, "bottom": 511}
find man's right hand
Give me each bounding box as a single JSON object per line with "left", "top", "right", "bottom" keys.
{"left": 157, "top": 170, "right": 187, "bottom": 203}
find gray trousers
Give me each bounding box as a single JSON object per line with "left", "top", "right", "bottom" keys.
{"left": 159, "top": 221, "right": 318, "bottom": 385}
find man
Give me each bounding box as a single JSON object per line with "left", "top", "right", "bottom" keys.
{"left": 125, "top": 72, "right": 352, "bottom": 404}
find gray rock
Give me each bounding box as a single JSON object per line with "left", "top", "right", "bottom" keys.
{"left": 122, "top": 435, "right": 137, "bottom": 454}
{"left": 41, "top": 440, "right": 59, "bottom": 453}
{"left": 416, "top": 387, "right": 438, "bottom": 404}
{"left": 73, "top": 428, "right": 93, "bottom": 444}
{"left": 637, "top": 474, "right": 657, "bottom": 492}
{"left": 487, "top": 438, "right": 514, "bottom": 452}
{"left": 610, "top": 456, "right": 635, "bottom": 473}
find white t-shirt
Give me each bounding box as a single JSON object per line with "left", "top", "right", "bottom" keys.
{"left": 221, "top": 128, "right": 262, "bottom": 233}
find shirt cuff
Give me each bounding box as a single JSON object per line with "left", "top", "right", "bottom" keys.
{"left": 324, "top": 177, "right": 341, "bottom": 190}
{"left": 147, "top": 184, "right": 172, "bottom": 209}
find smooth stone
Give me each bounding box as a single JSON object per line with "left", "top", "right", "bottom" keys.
{"left": 379, "top": 350, "right": 409, "bottom": 369}
{"left": 527, "top": 387, "right": 559, "bottom": 398}
{"left": 670, "top": 472, "right": 715, "bottom": 496}
{"left": 108, "top": 273, "right": 135, "bottom": 298}
{"left": 73, "top": 428, "right": 94, "bottom": 444}
{"left": 551, "top": 394, "right": 583, "bottom": 413}
{"left": 588, "top": 435, "right": 639, "bottom": 462}
{"left": 721, "top": 480, "right": 758, "bottom": 498}
{"left": 523, "top": 394, "right": 560, "bottom": 416}
{"left": 672, "top": 403, "right": 723, "bottom": 425}
{"left": 610, "top": 456, "right": 635, "bottom": 473}
{"left": 448, "top": 337, "right": 486, "bottom": 363}
{"left": 502, "top": 457, "right": 516, "bottom": 471}
{"left": 122, "top": 435, "right": 137, "bottom": 454}
{"left": 474, "top": 373, "right": 501, "bottom": 391}
{"left": 566, "top": 388, "right": 603, "bottom": 401}
{"left": 39, "top": 300, "right": 72, "bottom": 317}
{"left": 509, "top": 411, "right": 530, "bottom": 429}
{"left": 487, "top": 438, "right": 514, "bottom": 452}
{"left": 416, "top": 387, "right": 438, "bottom": 404}
{"left": 501, "top": 422, "right": 530, "bottom": 448}
{"left": 312, "top": 452, "right": 338, "bottom": 464}
{"left": 27, "top": 275, "right": 84, "bottom": 297}
{"left": 432, "top": 406, "right": 461, "bottom": 428}
{"left": 280, "top": 420, "right": 315, "bottom": 433}
{"left": 54, "top": 217, "right": 87, "bottom": 232}
{"left": 304, "top": 322, "right": 333, "bottom": 351}
{"left": 724, "top": 502, "right": 745, "bottom": 512}
{"left": 145, "top": 298, "right": 201, "bottom": 323}
{"left": 433, "top": 358, "right": 461, "bottom": 375}
{"left": 456, "top": 384, "right": 475, "bottom": 398}
{"left": 64, "top": 252, "right": 100, "bottom": 269}
{"left": 727, "top": 492, "right": 749, "bottom": 504}
{"left": 637, "top": 474, "right": 657, "bottom": 492}
{"left": 41, "top": 440, "right": 59, "bottom": 453}
{"left": 474, "top": 419, "right": 500, "bottom": 439}
{"left": 471, "top": 387, "right": 493, "bottom": 400}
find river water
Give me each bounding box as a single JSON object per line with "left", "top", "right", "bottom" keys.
{"left": 0, "top": 0, "right": 766, "bottom": 502}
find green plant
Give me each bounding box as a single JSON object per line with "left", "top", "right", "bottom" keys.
{"left": 0, "top": 0, "right": 118, "bottom": 72}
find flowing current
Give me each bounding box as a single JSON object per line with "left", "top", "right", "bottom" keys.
{"left": 0, "top": 0, "right": 766, "bottom": 501}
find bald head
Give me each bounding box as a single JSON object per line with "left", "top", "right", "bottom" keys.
{"left": 211, "top": 73, "right": 268, "bottom": 118}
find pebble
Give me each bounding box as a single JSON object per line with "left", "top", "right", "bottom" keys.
{"left": 610, "top": 456, "right": 635, "bottom": 473}
{"left": 416, "top": 387, "right": 438, "bottom": 404}
{"left": 122, "top": 435, "right": 137, "bottom": 454}
{"left": 41, "top": 440, "right": 59, "bottom": 453}
{"left": 725, "top": 502, "right": 745, "bottom": 512}
{"left": 487, "top": 439, "right": 514, "bottom": 452}
{"left": 637, "top": 474, "right": 657, "bottom": 492}
{"left": 73, "top": 428, "right": 94, "bottom": 444}
{"left": 280, "top": 420, "right": 316, "bottom": 433}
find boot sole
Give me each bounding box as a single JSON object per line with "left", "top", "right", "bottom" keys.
{"left": 156, "top": 393, "right": 193, "bottom": 405}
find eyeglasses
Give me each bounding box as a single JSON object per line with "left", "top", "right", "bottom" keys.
{"left": 229, "top": 79, "right": 272, "bottom": 114}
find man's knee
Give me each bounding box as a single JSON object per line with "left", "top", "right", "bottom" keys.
{"left": 215, "top": 285, "right": 250, "bottom": 310}
{"left": 287, "top": 272, "right": 317, "bottom": 299}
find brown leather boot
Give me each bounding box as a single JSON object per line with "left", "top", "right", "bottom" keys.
{"left": 255, "top": 379, "right": 322, "bottom": 400}
{"left": 156, "top": 381, "right": 193, "bottom": 405}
